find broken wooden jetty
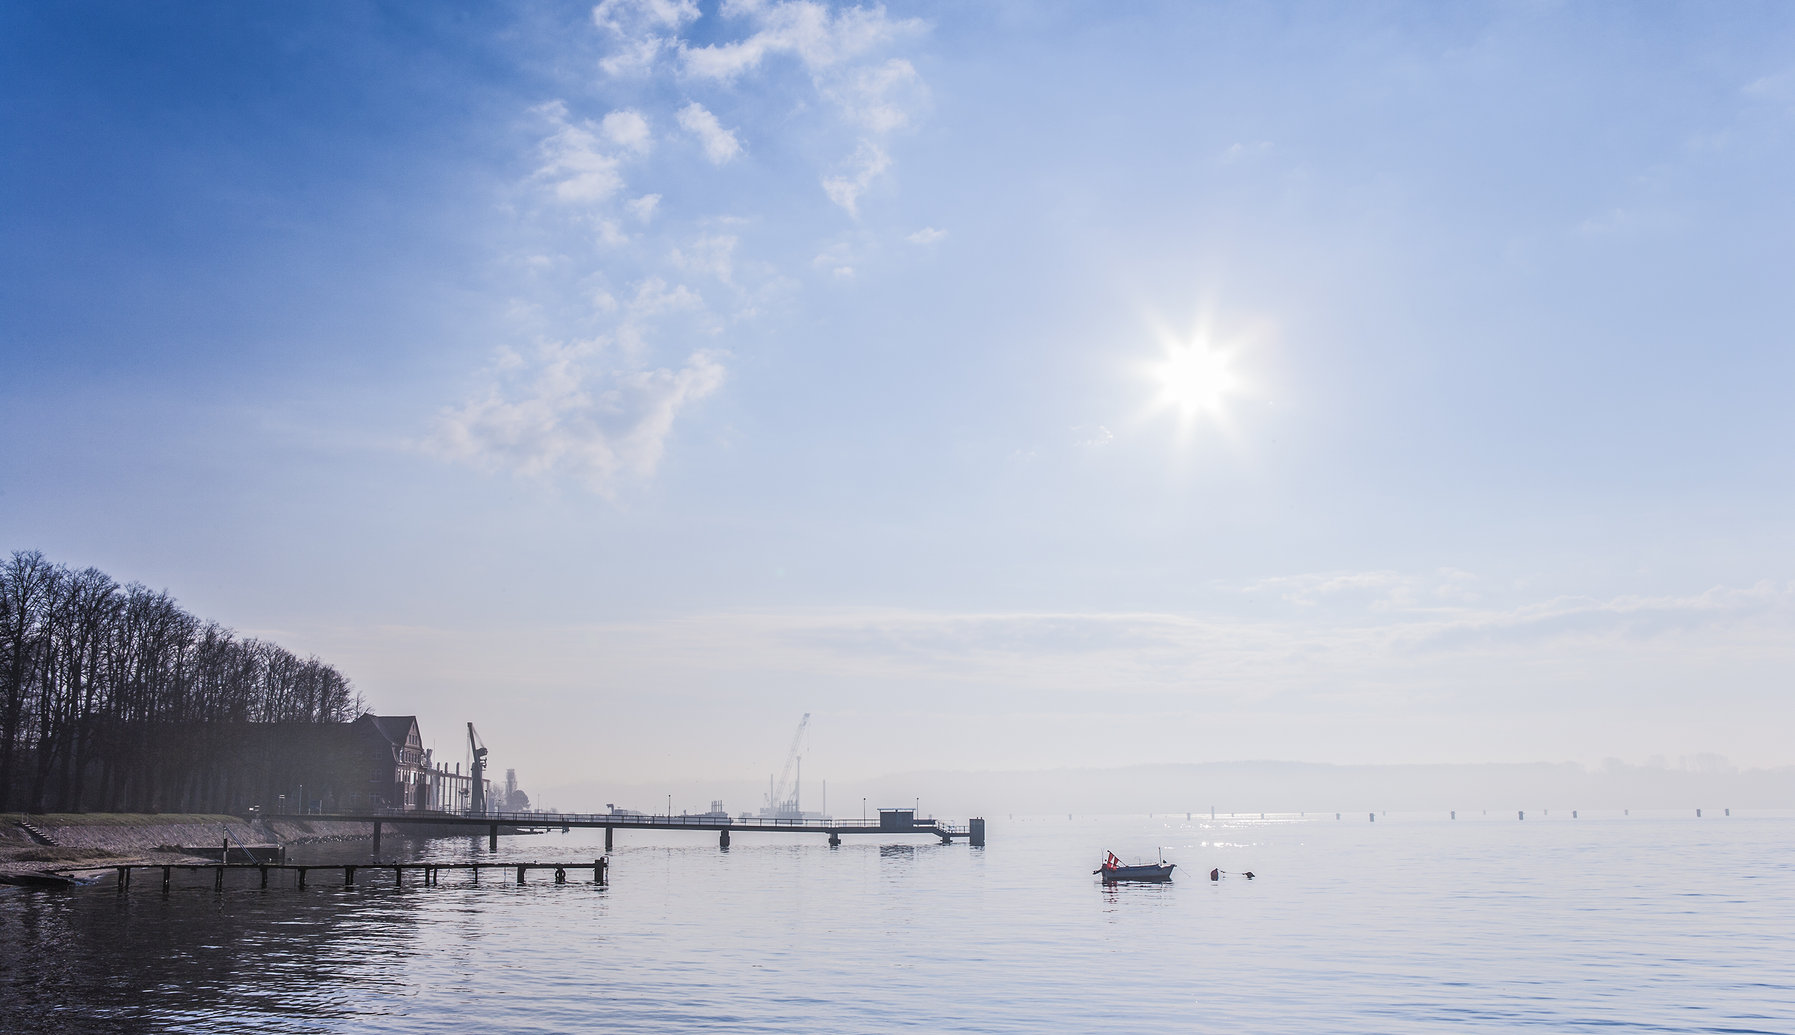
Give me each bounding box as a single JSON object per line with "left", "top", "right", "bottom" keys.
{"left": 77, "top": 858, "right": 609, "bottom": 892}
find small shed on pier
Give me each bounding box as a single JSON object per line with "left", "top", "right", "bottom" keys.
{"left": 878, "top": 808, "right": 916, "bottom": 831}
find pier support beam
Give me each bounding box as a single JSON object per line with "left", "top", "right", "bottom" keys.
{"left": 604, "top": 826, "right": 613, "bottom": 851}
{"left": 828, "top": 831, "right": 840, "bottom": 847}
{"left": 489, "top": 824, "right": 499, "bottom": 851}
{"left": 372, "top": 821, "right": 381, "bottom": 858}
{"left": 970, "top": 818, "right": 986, "bottom": 847}
{"left": 719, "top": 829, "right": 730, "bottom": 849}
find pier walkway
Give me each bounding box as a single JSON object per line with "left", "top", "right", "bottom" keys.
{"left": 77, "top": 859, "right": 608, "bottom": 892}
{"left": 312, "top": 809, "right": 987, "bottom": 853}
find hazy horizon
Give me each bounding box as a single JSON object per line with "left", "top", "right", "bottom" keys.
{"left": 6, "top": 3, "right": 1793, "bottom": 798}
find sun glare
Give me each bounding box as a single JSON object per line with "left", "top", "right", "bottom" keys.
{"left": 1153, "top": 340, "right": 1238, "bottom": 419}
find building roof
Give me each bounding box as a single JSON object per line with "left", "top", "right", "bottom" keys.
{"left": 365, "top": 714, "right": 420, "bottom": 746}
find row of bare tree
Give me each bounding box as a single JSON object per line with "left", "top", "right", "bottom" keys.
{"left": 0, "top": 550, "right": 363, "bottom": 812}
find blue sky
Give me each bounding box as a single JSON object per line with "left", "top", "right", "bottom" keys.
{"left": 4, "top": 2, "right": 1793, "bottom": 805}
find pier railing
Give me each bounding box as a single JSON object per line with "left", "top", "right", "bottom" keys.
{"left": 371, "top": 808, "right": 961, "bottom": 832}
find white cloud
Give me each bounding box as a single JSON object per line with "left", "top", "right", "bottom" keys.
{"left": 592, "top": 0, "right": 699, "bottom": 76}
{"left": 534, "top": 101, "right": 626, "bottom": 204}
{"left": 676, "top": 102, "right": 743, "bottom": 164}
{"left": 826, "top": 57, "right": 925, "bottom": 132}
{"left": 627, "top": 193, "right": 661, "bottom": 222}
{"left": 601, "top": 109, "right": 653, "bottom": 153}
{"left": 592, "top": 0, "right": 699, "bottom": 34}
{"left": 444, "top": 1, "right": 930, "bottom": 493}
{"left": 595, "top": 219, "right": 630, "bottom": 246}
{"left": 432, "top": 339, "right": 725, "bottom": 494}
{"left": 671, "top": 233, "right": 738, "bottom": 283}
{"left": 821, "top": 140, "right": 890, "bottom": 215}
{"left": 680, "top": 0, "right": 922, "bottom": 80}
{"left": 1222, "top": 140, "right": 1273, "bottom": 163}
{"left": 627, "top": 276, "right": 704, "bottom": 317}
{"left": 1743, "top": 68, "right": 1795, "bottom": 107}
{"left": 906, "top": 226, "right": 945, "bottom": 244}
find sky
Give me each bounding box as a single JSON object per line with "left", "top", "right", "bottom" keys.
{"left": 3, "top": 1, "right": 1793, "bottom": 810}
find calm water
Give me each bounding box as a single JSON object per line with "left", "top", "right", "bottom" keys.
{"left": 2, "top": 812, "right": 1790, "bottom": 1033}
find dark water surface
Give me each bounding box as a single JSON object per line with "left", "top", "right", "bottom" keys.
{"left": 2, "top": 812, "right": 1791, "bottom": 1033}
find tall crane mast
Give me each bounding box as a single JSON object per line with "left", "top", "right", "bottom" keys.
{"left": 467, "top": 723, "right": 489, "bottom": 815}
{"left": 767, "top": 713, "right": 809, "bottom": 815}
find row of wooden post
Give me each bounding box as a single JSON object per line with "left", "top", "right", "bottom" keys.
{"left": 115, "top": 859, "right": 609, "bottom": 893}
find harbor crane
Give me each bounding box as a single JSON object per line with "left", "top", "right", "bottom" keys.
{"left": 765, "top": 713, "right": 810, "bottom": 817}
{"left": 468, "top": 723, "right": 489, "bottom": 815}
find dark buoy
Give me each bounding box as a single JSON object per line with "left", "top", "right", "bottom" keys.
{"left": 1243, "top": 871, "right": 1256, "bottom": 879}
{"left": 1209, "top": 868, "right": 1220, "bottom": 881}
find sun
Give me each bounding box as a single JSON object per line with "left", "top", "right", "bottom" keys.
{"left": 1153, "top": 338, "right": 1238, "bottom": 419}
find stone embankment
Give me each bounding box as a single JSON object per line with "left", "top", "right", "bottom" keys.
{"left": 1, "top": 813, "right": 374, "bottom": 878}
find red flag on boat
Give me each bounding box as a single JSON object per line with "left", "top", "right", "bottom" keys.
{"left": 1105, "top": 851, "right": 1121, "bottom": 868}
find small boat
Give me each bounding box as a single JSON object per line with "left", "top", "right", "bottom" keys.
{"left": 1094, "top": 851, "right": 1175, "bottom": 882}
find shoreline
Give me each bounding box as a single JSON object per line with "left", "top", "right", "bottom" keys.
{"left": 2, "top": 813, "right": 375, "bottom": 878}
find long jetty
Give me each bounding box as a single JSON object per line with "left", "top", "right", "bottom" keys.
{"left": 320, "top": 809, "right": 987, "bottom": 854}
{"left": 88, "top": 859, "right": 607, "bottom": 892}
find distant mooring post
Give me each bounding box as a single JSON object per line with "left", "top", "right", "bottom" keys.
{"left": 1451, "top": 811, "right": 1456, "bottom": 820}
{"left": 969, "top": 818, "right": 986, "bottom": 847}
{"left": 1368, "top": 813, "right": 1375, "bottom": 822}
{"left": 1518, "top": 811, "right": 1524, "bottom": 821}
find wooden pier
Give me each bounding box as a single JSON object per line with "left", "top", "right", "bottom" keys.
{"left": 88, "top": 859, "right": 609, "bottom": 891}
{"left": 336, "top": 808, "right": 986, "bottom": 853}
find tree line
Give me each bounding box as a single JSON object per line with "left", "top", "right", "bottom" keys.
{"left": 0, "top": 549, "right": 364, "bottom": 813}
